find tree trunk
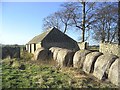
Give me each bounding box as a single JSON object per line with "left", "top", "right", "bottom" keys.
{"left": 82, "top": 2, "right": 86, "bottom": 42}
{"left": 118, "top": 1, "right": 120, "bottom": 45}
{"left": 107, "top": 23, "right": 110, "bottom": 42}
{"left": 101, "top": 27, "right": 105, "bottom": 43}
{"left": 110, "top": 30, "right": 116, "bottom": 43}
{"left": 63, "top": 24, "right": 67, "bottom": 33}
{"left": 107, "top": 29, "right": 110, "bottom": 42}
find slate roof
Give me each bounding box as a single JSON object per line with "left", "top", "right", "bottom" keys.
{"left": 27, "top": 27, "right": 55, "bottom": 44}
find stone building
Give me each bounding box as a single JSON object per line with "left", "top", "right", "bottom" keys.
{"left": 26, "top": 27, "right": 79, "bottom": 53}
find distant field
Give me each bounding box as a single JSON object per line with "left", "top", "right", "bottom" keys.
{"left": 88, "top": 46, "right": 99, "bottom": 52}
{"left": 2, "top": 58, "right": 117, "bottom": 88}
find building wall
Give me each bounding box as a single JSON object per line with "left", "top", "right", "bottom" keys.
{"left": 99, "top": 42, "right": 120, "bottom": 57}
{"left": 31, "top": 44, "right": 35, "bottom": 54}
{"left": 26, "top": 44, "right": 29, "bottom": 51}
{"left": 41, "top": 29, "right": 80, "bottom": 51}
{"left": 36, "top": 43, "right": 41, "bottom": 51}
{"left": 27, "top": 43, "right": 41, "bottom": 54}
{"left": 28, "top": 44, "right": 31, "bottom": 53}
{"left": 26, "top": 45, "right": 27, "bottom": 51}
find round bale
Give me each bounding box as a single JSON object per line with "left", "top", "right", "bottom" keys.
{"left": 34, "top": 47, "right": 50, "bottom": 60}
{"left": 73, "top": 50, "right": 91, "bottom": 68}
{"left": 108, "top": 58, "right": 119, "bottom": 86}
{"left": 57, "top": 49, "right": 75, "bottom": 67}
{"left": 49, "top": 47, "right": 62, "bottom": 60}
{"left": 49, "top": 47, "right": 59, "bottom": 53}
{"left": 93, "top": 54, "right": 118, "bottom": 80}
{"left": 83, "top": 52, "right": 103, "bottom": 74}
{"left": 53, "top": 48, "right": 62, "bottom": 61}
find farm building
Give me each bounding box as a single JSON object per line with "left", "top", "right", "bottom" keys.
{"left": 26, "top": 27, "right": 79, "bottom": 53}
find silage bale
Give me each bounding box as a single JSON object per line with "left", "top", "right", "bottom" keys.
{"left": 83, "top": 52, "right": 103, "bottom": 74}
{"left": 93, "top": 54, "right": 118, "bottom": 80}
{"left": 53, "top": 48, "right": 62, "bottom": 60}
{"left": 34, "top": 47, "right": 50, "bottom": 60}
{"left": 57, "top": 49, "right": 75, "bottom": 67}
{"left": 108, "top": 58, "right": 119, "bottom": 86}
{"left": 49, "top": 47, "right": 58, "bottom": 53}
{"left": 73, "top": 50, "right": 91, "bottom": 68}
{"left": 49, "top": 47, "right": 62, "bottom": 60}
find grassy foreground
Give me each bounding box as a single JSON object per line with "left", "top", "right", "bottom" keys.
{"left": 2, "top": 58, "right": 117, "bottom": 88}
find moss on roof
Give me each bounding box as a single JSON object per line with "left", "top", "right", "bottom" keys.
{"left": 27, "top": 28, "right": 52, "bottom": 44}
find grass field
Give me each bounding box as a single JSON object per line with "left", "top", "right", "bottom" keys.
{"left": 88, "top": 46, "right": 99, "bottom": 52}
{"left": 2, "top": 57, "right": 117, "bottom": 89}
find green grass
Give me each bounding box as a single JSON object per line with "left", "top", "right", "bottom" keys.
{"left": 2, "top": 58, "right": 117, "bottom": 88}
{"left": 2, "top": 59, "right": 71, "bottom": 88}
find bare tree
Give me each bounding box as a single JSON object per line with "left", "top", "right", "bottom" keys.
{"left": 62, "top": 2, "right": 96, "bottom": 42}
{"left": 81, "top": 2, "right": 85, "bottom": 42}
{"left": 42, "top": 12, "right": 62, "bottom": 31}
{"left": 56, "top": 9, "right": 73, "bottom": 33}
{"left": 43, "top": 2, "right": 96, "bottom": 39}
{"left": 118, "top": 1, "right": 120, "bottom": 45}
{"left": 42, "top": 3, "right": 75, "bottom": 33}
{"left": 92, "top": 2, "right": 118, "bottom": 43}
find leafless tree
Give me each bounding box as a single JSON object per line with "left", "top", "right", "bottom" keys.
{"left": 59, "top": 2, "right": 80, "bottom": 33}
{"left": 42, "top": 2, "right": 118, "bottom": 44}
{"left": 56, "top": 9, "right": 73, "bottom": 33}
{"left": 42, "top": 3, "right": 74, "bottom": 33}
{"left": 92, "top": 2, "right": 118, "bottom": 43}
{"left": 42, "top": 12, "right": 62, "bottom": 31}
{"left": 62, "top": 2, "right": 96, "bottom": 42}
{"left": 118, "top": 1, "right": 120, "bottom": 45}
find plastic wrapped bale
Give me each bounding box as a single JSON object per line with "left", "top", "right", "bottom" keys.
{"left": 49, "top": 47, "right": 62, "bottom": 60}
{"left": 73, "top": 50, "right": 91, "bottom": 68}
{"left": 53, "top": 48, "right": 62, "bottom": 61}
{"left": 49, "top": 47, "right": 59, "bottom": 53}
{"left": 108, "top": 58, "right": 119, "bottom": 86}
{"left": 83, "top": 52, "right": 103, "bottom": 74}
{"left": 93, "top": 54, "right": 118, "bottom": 80}
{"left": 34, "top": 47, "right": 50, "bottom": 60}
{"left": 57, "top": 49, "right": 75, "bottom": 67}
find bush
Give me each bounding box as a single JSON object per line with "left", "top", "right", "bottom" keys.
{"left": 11, "top": 61, "right": 20, "bottom": 68}
{"left": 2, "top": 58, "right": 16, "bottom": 66}
{"left": 21, "top": 51, "right": 33, "bottom": 60}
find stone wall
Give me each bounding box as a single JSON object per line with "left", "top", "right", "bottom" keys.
{"left": 99, "top": 42, "right": 120, "bottom": 57}
{"left": 78, "top": 42, "right": 88, "bottom": 50}
{"left": 2, "top": 45, "right": 20, "bottom": 59}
